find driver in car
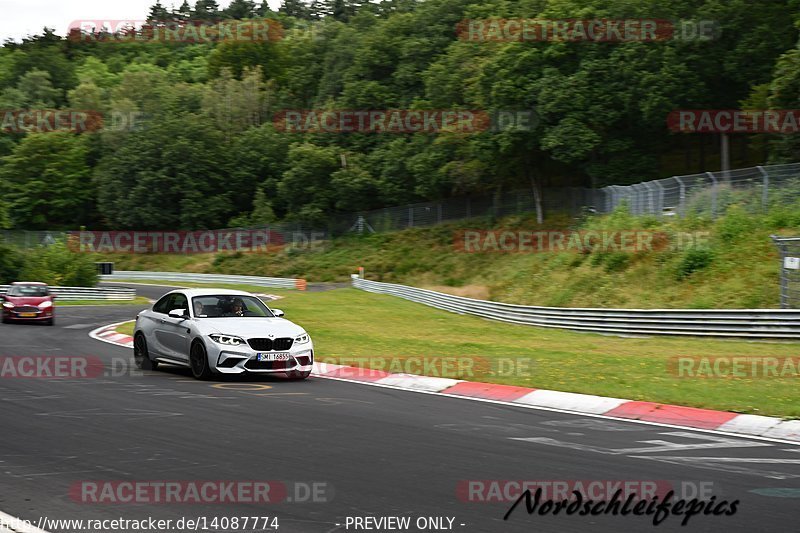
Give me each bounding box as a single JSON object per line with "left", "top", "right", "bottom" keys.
{"left": 227, "top": 298, "right": 245, "bottom": 317}
{"left": 193, "top": 300, "right": 205, "bottom": 317}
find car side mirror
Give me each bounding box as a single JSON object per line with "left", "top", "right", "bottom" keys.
{"left": 272, "top": 309, "right": 285, "bottom": 318}
{"left": 168, "top": 309, "right": 188, "bottom": 319}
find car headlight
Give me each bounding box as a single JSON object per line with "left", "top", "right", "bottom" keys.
{"left": 39, "top": 301, "right": 53, "bottom": 309}
{"left": 209, "top": 334, "right": 246, "bottom": 346}
{"left": 295, "top": 333, "right": 310, "bottom": 345}
{"left": 2, "top": 302, "right": 13, "bottom": 308}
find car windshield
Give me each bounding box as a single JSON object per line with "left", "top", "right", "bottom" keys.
{"left": 7, "top": 285, "right": 49, "bottom": 297}
{"left": 191, "top": 295, "right": 274, "bottom": 318}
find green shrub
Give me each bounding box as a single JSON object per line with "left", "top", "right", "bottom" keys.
{"left": 19, "top": 240, "right": 98, "bottom": 287}
{"left": 675, "top": 248, "right": 714, "bottom": 280}
{"left": 0, "top": 244, "right": 24, "bottom": 283}
{"left": 714, "top": 206, "right": 758, "bottom": 244}
{"left": 602, "top": 252, "right": 631, "bottom": 273}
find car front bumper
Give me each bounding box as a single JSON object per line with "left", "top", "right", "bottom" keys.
{"left": 2, "top": 308, "right": 53, "bottom": 321}
{"left": 210, "top": 343, "right": 314, "bottom": 374}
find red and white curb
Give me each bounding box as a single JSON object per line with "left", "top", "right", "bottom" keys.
{"left": 90, "top": 322, "right": 134, "bottom": 348}
{"left": 91, "top": 325, "right": 800, "bottom": 444}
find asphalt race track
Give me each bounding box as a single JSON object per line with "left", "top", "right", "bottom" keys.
{"left": 1, "top": 284, "right": 799, "bottom": 533}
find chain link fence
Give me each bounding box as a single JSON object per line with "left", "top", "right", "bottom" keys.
{"left": 603, "top": 163, "right": 800, "bottom": 219}
{"left": 327, "top": 162, "right": 800, "bottom": 235}
{"left": 772, "top": 236, "right": 800, "bottom": 309}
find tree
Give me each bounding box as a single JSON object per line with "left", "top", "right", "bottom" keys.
{"left": 193, "top": 0, "right": 222, "bottom": 21}
{"left": 224, "top": 0, "right": 257, "bottom": 19}
{"left": 147, "top": 1, "right": 171, "bottom": 22}
{"left": 277, "top": 143, "right": 341, "bottom": 224}
{"left": 0, "top": 133, "right": 95, "bottom": 229}
{"left": 94, "top": 114, "right": 233, "bottom": 229}
{"left": 279, "top": 0, "right": 310, "bottom": 19}
{"left": 16, "top": 69, "right": 61, "bottom": 107}
{"left": 173, "top": 0, "right": 192, "bottom": 23}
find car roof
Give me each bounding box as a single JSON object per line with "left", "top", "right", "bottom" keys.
{"left": 11, "top": 281, "right": 48, "bottom": 286}
{"left": 165, "top": 288, "right": 254, "bottom": 298}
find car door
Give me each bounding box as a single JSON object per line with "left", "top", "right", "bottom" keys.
{"left": 143, "top": 294, "right": 173, "bottom": 357}
{"left": 157, "top": 292, "right": 191, "bottom": 362}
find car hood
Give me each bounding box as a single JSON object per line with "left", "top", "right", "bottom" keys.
{"left": 195, "top": 317, "right": 305, "bottom": 339}
{"left": 4, "top": 296, "right": 50, "bottom": 305}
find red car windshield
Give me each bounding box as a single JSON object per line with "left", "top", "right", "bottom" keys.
{"left": 7, "top": 285, "right": 49, "bottom": 297}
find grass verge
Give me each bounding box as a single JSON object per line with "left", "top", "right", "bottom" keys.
{"left": 116, "top": 321, "right": 135, "bottom": 336}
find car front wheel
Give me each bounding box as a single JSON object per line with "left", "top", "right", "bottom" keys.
{"left": 190, "top": 341, "right": 213, "bottom": 380}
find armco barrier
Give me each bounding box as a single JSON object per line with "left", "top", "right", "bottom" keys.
{"left": 100, "top": 271, "right": 305, "bottom": 290}
{"left": 0, "top": 285, "right": 135, "bottom": 301}
{"left": 352, "top": 277, "right": 800, "bottom": 339}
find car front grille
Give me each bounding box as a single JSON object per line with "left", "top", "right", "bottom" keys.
{"left": 15, "top": 306, "right": 39, "bottom": 313}
{"left": 247, "top": 337, "right": 294, "bottom": 351}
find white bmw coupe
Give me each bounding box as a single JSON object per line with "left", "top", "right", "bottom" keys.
{"left": 133, "top": 289, "right": 313, "bottom": 380}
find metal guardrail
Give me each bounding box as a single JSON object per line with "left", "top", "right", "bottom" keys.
{"left": 100, "top": 271, "right": 304, "bottom": 290}
{"left": 352, "top": 277, "right": 800, "bottom": 339}
{"left": 0, "top": 285, "right": 136, "bottom": 301}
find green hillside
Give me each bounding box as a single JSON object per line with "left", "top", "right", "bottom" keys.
{"left": 95, "top": 204, "right": 800, "bottom": 309}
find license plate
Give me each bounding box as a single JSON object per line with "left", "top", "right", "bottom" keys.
{"left": 19, "top": 312, "right": 36, "bottom": 317}
{"left": 257, "top": 353, "right": 291, "bottom": 361}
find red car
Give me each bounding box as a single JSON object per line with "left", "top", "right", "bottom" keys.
{"left": 1, "top": 282, "right": 56, "bottom": 325}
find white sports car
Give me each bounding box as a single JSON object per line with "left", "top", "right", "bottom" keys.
{"left": 133, "top": 289, "right": 313, "bottom": 380}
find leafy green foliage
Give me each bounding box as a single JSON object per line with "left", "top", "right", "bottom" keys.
{"left": 18, "top": 240, "right": 98, "bottom": 286}
{"left": 0, "top": 0, "right": 798, "bottom": 231}
{"left": 0, "top": 244, "right": 24, "bottom": 283}
{"left": 675, "top": 248, "right": 714, "bottom": 280}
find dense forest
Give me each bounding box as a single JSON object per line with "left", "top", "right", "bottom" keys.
{"left": 0, "top": 0, "right": 798, "bottom": 231}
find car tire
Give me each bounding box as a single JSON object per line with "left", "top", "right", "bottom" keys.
{"left": 46, "top": 317, "right": 54, "bottom": 326}
{"left": 287, "top": 369, "right": 311, "bottom": 380}
{"left": 190, "top": 341, "right": 213, "bottom": 380}
{"left": 134, "top": 333, "right": 159, "bottom": 371}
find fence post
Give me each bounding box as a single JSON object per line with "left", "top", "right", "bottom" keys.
{"left": 408, "top": 207, "right": 413, "bottom": 228}
{"left": 635, "top": 184, "right": 644, "bottom": 215}
{"left": 706, "top": 171, "right": 718, "bottom": 219}
{"left": 652, "top": 181, "right": 665, "bottom": 217}
{"left": 674, "top": 176, "right": 686, "bottom": 218}
{"left": 757, "top": 165, "right": 769, "bottom": 212}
